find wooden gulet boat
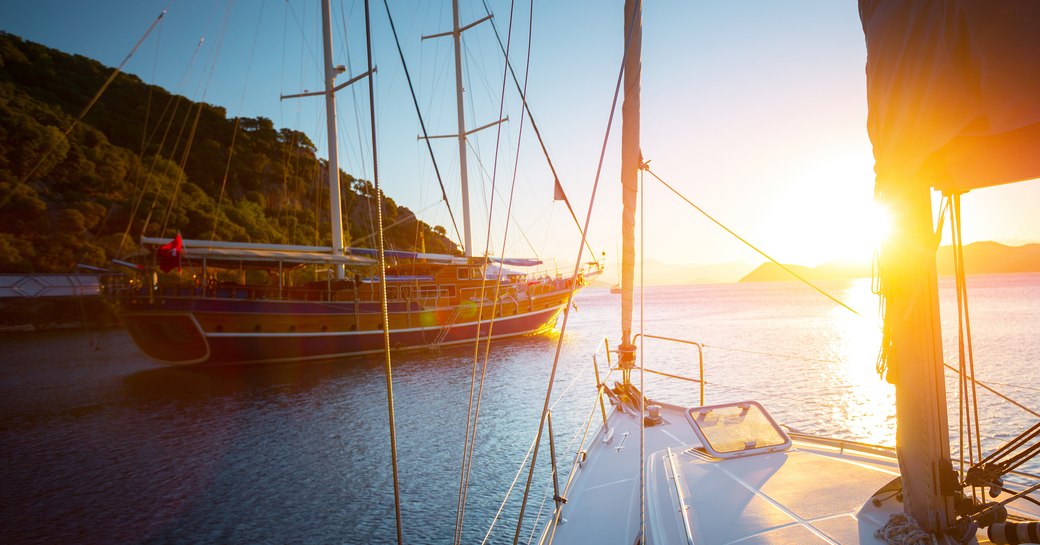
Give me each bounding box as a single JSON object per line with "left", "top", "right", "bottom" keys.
{"left": 117, "top": 0, "right": 601, "bottom": 366}
{"left": 119, "top": 238, "right": 598, "bottom": 365}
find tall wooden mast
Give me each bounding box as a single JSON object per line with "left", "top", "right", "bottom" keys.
{"left": 321, "top": 0, "right": 346, "bottom": 279}
{"left": 877, "top": 182, "right": 956, "bottom": 533}
{"left": 618, "top": 0, "right": 641, "bottom": 376}
{"left": 420, "top": 0, "right": 497, "bottom": 258}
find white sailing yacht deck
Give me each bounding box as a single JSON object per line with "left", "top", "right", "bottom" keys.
{"left": 544, "top": 398, "right": 905, "bottom": 545}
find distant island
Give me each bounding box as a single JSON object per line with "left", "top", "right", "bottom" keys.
{"left": 740, "top": 241, "right": 1040, "bottom": 282}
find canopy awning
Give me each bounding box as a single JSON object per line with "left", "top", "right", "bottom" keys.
{"left": 140, "top": 237, "right": 544, "bottom": 269}
{"left": 861, "top": 0, "right": 1040, "bottom": 193}
{"left": 347, "top": 248, "right": 542, "bottom": 267}
{"left": 140, "top": 237, "right": 377, "bottom": 268}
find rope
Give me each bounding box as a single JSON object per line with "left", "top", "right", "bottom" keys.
{"left": 512, "top": 2, "right": 642, "bottom": 541}
{"left": 642, "top": 166, "right": 863, "bottom": 318}
{"left": 361, "top": 0, "right": 403, "bottom": 541}
{"left": 874, "top": 513, "right": 937, "bottom": 545}
{"left": 161, "top": 0, "right": 236, "bottom": 237}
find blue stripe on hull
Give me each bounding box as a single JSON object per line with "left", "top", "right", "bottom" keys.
{"left": 121, "top": 298, "right": 419, "bottom": 314}
{"left": 197, "top": 307, "right": 562, "bottom": 365}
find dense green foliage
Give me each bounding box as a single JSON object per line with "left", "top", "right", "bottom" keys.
{"left": 0, "top": 32, "right": 459, "bottom": 273}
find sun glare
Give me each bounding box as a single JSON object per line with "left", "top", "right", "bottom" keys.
{"left": 866, "top": 201, "right": 893, "bottom": 248}
{"left": 830, "top": 278, "right": 893, "bottom": 445}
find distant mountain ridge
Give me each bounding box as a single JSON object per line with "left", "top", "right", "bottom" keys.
{"left": 740, "top": 241, "right": 1040, "bottom": 282}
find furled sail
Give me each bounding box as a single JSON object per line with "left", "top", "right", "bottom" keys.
{"left": 620, "top": 0, "right": 641, "bottom": 349}
{"left": 860, "top": 0, "right": 1040, "bottom": 535}
{"left": 861, "top": 0, "right": 1040, "bottom": 194}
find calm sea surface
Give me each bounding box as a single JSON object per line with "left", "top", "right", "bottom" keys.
{"left": 2, "top": 273, "right": 1039, "bottom": 544}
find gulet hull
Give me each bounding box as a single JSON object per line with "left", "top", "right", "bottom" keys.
{"left": 120, "top": 296, "right": 569, "bottom": 366}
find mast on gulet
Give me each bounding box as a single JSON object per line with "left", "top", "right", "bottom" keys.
{"left": 281, "top": 0, "right": 372, "bottom": 280}
{"left": 618, "top": 0, "right": 642, "bottom": 379}
{"left": 320, "top": 0, "right": 346, "bottom": 279}
{"left": 421, "top": 0, "right": 499, "bottom": 259}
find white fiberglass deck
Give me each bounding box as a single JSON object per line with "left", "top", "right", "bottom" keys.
{"left": 542, "top": 401, "right": 904, "bottom": 545}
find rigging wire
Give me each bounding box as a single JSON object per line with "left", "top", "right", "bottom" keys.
{"left": 479, "top": 0, "right": 598, "bottom": 264}
{"left": 642, "top": 166, "right": 863, "bottom": 318}
{"left": 140, "top": 67, "right": 202, "bottom": 238}
{"left": 455, "top": 1, "right": 524, "bottom": 541}
{"left": 347, "top": 200, "right": 444, "bottom": 246}
{"left": 464, "top": 137, "right": 539, "bottom": 257}
{"left": 381, "top": 0, "right": 465, "bottom": 250}
{"left": 123, "top": 93, "right": 186, "bottom": 250}
{"left": 512, "top": 2, "right": 642, "bottom": 542}
{"left": 483, "top": 358, "right": 606, "bottom": 545}
{"left": 639, "top": 154, "right": 647, "bottom": 543}
{"left": 949, "top": 193, "right": 973, "bottom": 493}
{"left": 528, "top": 392, "right": 601, "bottom": 545}
{"left": 114, "top": 20, "right": 168, "bottom": 259}
{"left": 338, "top": 1, "right": 381, "bottom": 249}
{"left": 953, "top": 193, "right": 984, "bottom": 468}
{"left": 211, "top": 0, "right": 268, "bottom": 241}
{"left": 160, "top": 0, "right": 235, "bottom": 237}
{"left": 364, "top": 0, "right": 404, "bottom": 542}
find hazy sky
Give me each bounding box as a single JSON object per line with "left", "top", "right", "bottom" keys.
{"left": 5, "top": 0, "right": 1039, "bottom": 269}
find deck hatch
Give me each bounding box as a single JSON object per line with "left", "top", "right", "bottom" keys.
{"left": 685, "top": 401, "right": 791, "bottom": 459}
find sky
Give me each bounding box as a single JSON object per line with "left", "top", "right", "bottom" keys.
{"left": 4, "top": 0, "right": 1040, "bottom": 272}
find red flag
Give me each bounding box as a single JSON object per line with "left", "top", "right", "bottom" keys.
{"left": 157, "top": 233, "right": 183, "bottom": 273}
{"left": 553, "top": 178, "right": 568, "bottom": 202}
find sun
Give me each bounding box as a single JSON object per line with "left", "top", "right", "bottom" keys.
{"left": 865, "top": 201, "right": 893, "bottom": 248}
{"left": 764, "top": 187, "right": 894, "bottom": 266}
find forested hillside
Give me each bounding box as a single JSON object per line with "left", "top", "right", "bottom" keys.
{"left": 0, "top": 32, "right": 459, "bottom": 273}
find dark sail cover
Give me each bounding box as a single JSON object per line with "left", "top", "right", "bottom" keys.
{"left": 860, "top": 0, "right": 1040, "bottom": 193}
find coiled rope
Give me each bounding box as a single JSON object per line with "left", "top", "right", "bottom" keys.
{"left": 875, "top": 513, "right": 937, "bottom": 545}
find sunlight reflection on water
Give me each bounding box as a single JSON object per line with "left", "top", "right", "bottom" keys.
{"left": 829, "top": 278, "right": 893, "bottom": 445}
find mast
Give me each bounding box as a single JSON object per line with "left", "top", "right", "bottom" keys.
{"left": 451, "top": 0, "right": 473, "bottom": 258}
{"left": 321, "top": 0, "right": 346, "bottom": 279}
{"left": 420, "top": 1, "right": 496, "bottom": 258}
{"left": 878, "top": 183, "right": 956, "bottom": 533}
{"left": 618, "top": 0, "right": 641, "bottom": 377}
{"left": 860, "top": 3, "right": 1040, "bottom": 535}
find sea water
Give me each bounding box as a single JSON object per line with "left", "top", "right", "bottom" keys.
{"left": 2, "top": 273, "right": 1038, "bottom": 544}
